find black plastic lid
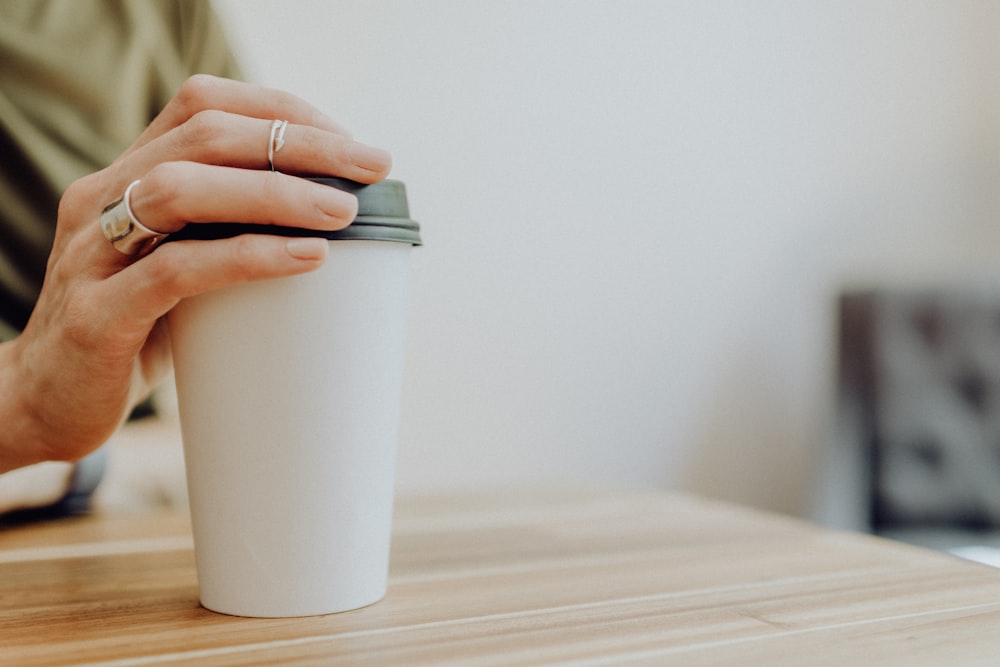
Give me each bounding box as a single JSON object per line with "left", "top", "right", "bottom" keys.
{"left": 167, "top": 177, "right": 422, "bottom": 245}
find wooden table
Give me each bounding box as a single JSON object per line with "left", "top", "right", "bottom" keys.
{"left": 3, "top": 489, "right": 1000, "bottom": 666}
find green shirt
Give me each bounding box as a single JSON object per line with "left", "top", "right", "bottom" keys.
{"left": 0, "top": 0, "right": 240, "bottom": 340}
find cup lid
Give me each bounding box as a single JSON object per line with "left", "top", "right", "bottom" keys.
{"left": 166, "top": 177, "right": 422, "bottom": 245}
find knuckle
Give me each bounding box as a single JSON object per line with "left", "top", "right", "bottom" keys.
{"left": 259, "top": 172, "right": 294, "bottom": 217}
{"left": 58, "top": 171, "right": 105, "bottom": 215}
{"left": 179, "top": 109, "right": 228, "bottom": 157}
{"left": 143, "top": 244, "right": 191, "bottom": 296}
{"left": 175, "top": 74, "right": 220, "bottom": 114}
{"left": 60, "top": 173, "right": 97, "bottom": 207}
{"left": 229, "top": 233, "right": 266, "bottom": 269}
{"left": 141, "top": 162, "right": 188, "bottom": 218}
{"left": 55, "top": 179, "right": 93, "bottom": 232}
{"left": 53, "top": 171, "right": 111, "bottom": 246}
{"left": 144, "top": 160, "right": 186, "bottom": 192}
{"left": 270, "top": 89, "right": 308, "bottom": 121}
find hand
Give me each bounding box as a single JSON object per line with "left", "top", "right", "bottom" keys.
{"left": 0, "top": 75, "right": 392, "bottom": 472}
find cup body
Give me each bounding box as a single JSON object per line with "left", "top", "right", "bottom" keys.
{"left": 168, "top": 239, "right": 412, "bottom": 617}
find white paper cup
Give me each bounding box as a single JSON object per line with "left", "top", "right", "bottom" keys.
{"left": 167, "top": 178, "right": 420, "bottom": 617}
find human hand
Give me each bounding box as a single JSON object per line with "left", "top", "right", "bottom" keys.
{"left": 1, "top": 75, "right": 392, "bottom": 472}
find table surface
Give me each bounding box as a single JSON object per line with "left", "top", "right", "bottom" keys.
{"left": 3, "top": 488, "right": 1000, "bottom": 666}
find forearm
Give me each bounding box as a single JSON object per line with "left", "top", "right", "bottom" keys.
{"left": 0, "top": 338, "right": 100, "bottom": 511}
{"left": 0, "top": 337, "right": 52, "bottom": 473}
{"left": 0, "top": 332, "right": 133, "bottom": 474}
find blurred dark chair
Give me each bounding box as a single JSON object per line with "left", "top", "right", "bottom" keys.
{"left": 817, "top": 287, "right": 1000, "bottom": 556}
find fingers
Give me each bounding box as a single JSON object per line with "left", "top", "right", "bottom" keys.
{"left": 119, "top": 111, "right": 391, "bottom": 186}
{"left": 97, "top": 79, "right": 393, "bottom": 234}
{"left": 127, "top": 165, "right": 359, "bottom": 234}
{"left": 101, "top": 234, "right": 330, "bottom": 329}
{"left": 124, "top": 75, "right": 353, "bottom": 155}
{"left": 80, "top": 74, "right": 393, "bottom": 258}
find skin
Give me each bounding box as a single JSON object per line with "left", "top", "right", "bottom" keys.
{"left": 0, "top": 75, "right": 392, "bottom": 473}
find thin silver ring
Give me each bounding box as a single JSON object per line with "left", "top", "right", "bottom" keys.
{"left": 99, "top": 179, "right": 168, "bottom": 256}
{"left": 268, "top": 119, "right": 288, "bottom": 171}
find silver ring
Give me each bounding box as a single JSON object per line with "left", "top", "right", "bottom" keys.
{"left": 99, "top": 180, "right": 167, "bottom": 256}
{"left": 268, "top": 119, "right": 288, "bottom": 171}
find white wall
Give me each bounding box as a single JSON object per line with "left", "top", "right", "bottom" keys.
{"left": 213, "top": 0, "right": 1000, "bottom": 514}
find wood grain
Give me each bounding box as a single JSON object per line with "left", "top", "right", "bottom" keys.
{"left": 2, "top": 489, "right": 999, "bottom": 666}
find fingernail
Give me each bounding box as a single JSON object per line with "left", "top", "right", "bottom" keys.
{"left": 348, "top": 142, "right": 392, "bottom": 172}
{"left": 318, "top": 189, "right": 358, "bottom": 225}
{"left": 286, "top": 237, "right": 328, "bottom": 261}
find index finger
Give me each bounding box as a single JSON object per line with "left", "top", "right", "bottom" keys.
{"left": 122, "top": 75, "right": 352, "bottom": 158}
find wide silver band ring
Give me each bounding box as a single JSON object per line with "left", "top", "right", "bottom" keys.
{"left": 268, "top": 119, "right": 288, "bottom": 171}
{"left": 100, "top": 180, "right": 167, "bottom": 256}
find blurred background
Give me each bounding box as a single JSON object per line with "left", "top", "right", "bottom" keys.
{"left": 160, "top": 0, "right": 999, "bottom": 518}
